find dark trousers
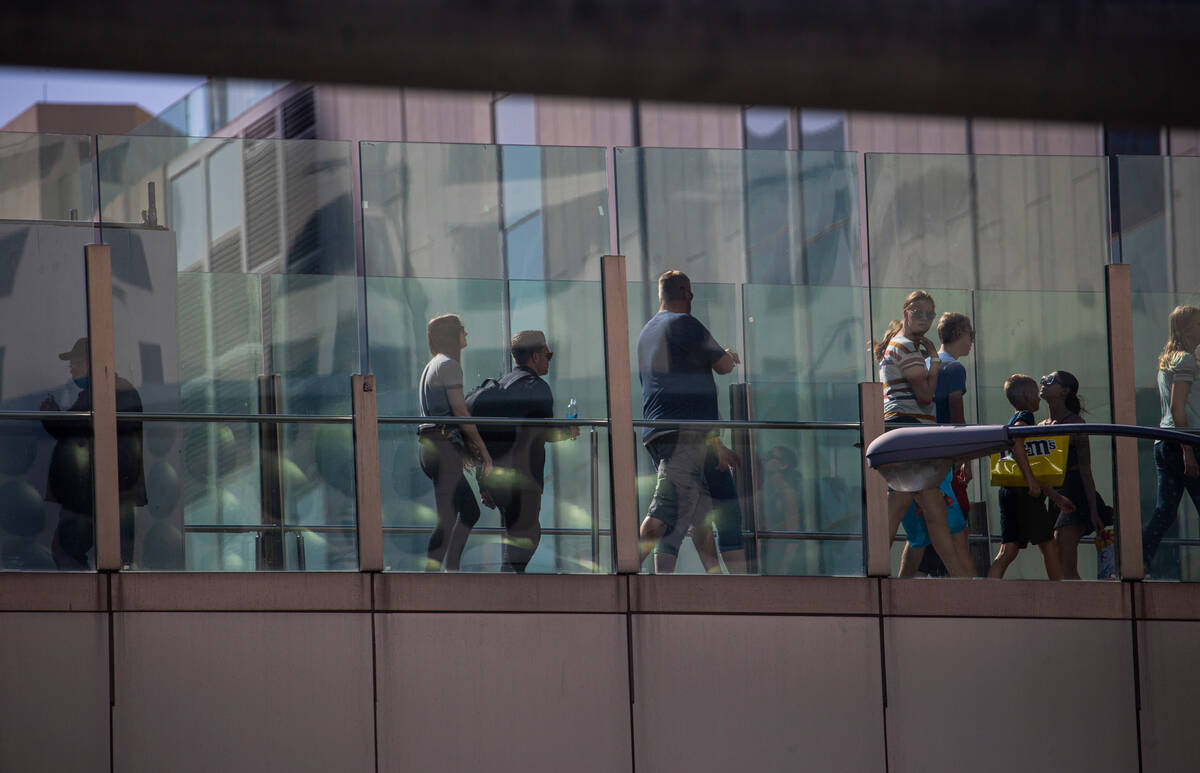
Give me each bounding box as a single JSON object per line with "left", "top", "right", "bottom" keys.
{"left": 52, "top": 500, "right": 136, "bottom": 570}
{"left": 1143, "top": 441, "right": 1200, "bottom": 568}
{"left": 484, "top": 477, "right": 542, "bottom": 573}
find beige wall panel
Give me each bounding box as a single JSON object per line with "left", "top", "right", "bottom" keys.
{"left": 632, "top": 615, "right": 885, "bottom": 773}
{"left": 403, "top": 89, "right": 493, "bottom": 144}
{"left": 1168, "top": 127, "right": 1200, "bottom": 156}
{"left": 314, "top": 84, "right": 407, "bottom": 142}
{"left": 885, "top": 617, "right": 1137, "bottom": 773}
{"left": 847, "top": 113, "right": 968, "bottom": 154}
{"left": 1138, "top": 620, "right": 1200, "bottom": 772}
{"left": 0, "top": 613, "right": 109, "bottom": 773}
{"left": 113, "top": 612, "right": 374, "bottom": 773}
{"left": 638, "top": 102, "right": 742, "bottom": 149}
{"left": 536, "top": 96, "right": 634, "bottom": 147}
{"left": 376, "top": 612, "right": 631, "bottom": 773}
{"left": 971, "top": 119, "right": 1102, "bottom": 156}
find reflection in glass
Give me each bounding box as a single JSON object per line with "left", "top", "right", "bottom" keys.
{"left": 135, "top": 419, "right": 358, "bottom": 571}
{"left": 615, "top": 147, "right": 859, "bottom": 287}
{"left": 0, "top": 420, "right": 92, "bottom": 571}
{"left": 360, "top": 141, "right": 608, "bottom": 281}
{"left": 866, "top": 153, "right": 1108, "bottom": 292}
{"left": 744, "top": 284, "right": 869, "bottom": 423}
{"left": 0, "top": 132, "right": 94, "bottom": 222}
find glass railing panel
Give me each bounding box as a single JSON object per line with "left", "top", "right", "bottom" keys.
{"left": 626, "top": 281, "right": 740, "bottom": 421}
{"left": 0, "top": 131, "right": 94, "bottom": 223}
{"left": 0, "top": 418, "right": 94, "bottom": 571}
{"left": 615, "top": 147, "right": 861, "bottom": 287}
{"left": 1130, "top": 290, "right": 1200, "bottom": 580}
{"left": 1119, "top": 156, "right": 1200, "bottom": 580}
{"left": 631, "top": 425, "right": 863, "bottom": 576}
{"left": 973, "top": 289, "right": 1114, "bottom": 580}
{"left": 97, "top": 134, "right": 359, "bottom": 417}
{"left": 135, "top": 418, "right": 357, "bottom": 571}
{"left": 865, "top": 153, "right": 1108, "bottom": 292}
{"left": 97, "top": 135, "right": 359, "bottom": 571}
{"left": 379, "top": 421, "right": 611, "bottom": 573}
{"left": 740, "top": 283, "right": 870, "bottom": 424}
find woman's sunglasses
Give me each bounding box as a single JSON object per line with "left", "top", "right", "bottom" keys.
{"left": 1040, "top": 374, "right": 1057, "bottom": 387}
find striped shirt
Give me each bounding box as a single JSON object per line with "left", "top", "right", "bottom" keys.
{"left": 879, "top": 334, "right": 935, "bottom": 423}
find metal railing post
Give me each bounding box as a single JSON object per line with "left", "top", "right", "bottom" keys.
{"left": 1106, "top": 264, "right": 1143, "bottom": 579}
{"left": 601, "top": 255, "right": 641, "bottom": 574}
{"left": 859, "top": 382, "right": 890, "bottom": 577}
{"left": 85, "top": 244, "right": 121, "bottom": 571}
{"left": 352, "top": 374, "right": 384, "bottom": 572}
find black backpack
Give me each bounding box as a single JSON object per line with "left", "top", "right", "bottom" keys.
{"left": 464, "top": 369, "right": 536, "bottom": 457}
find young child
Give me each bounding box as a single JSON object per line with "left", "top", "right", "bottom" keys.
{"left": 987, "top": 374, "right": 1074, "bottom": 580}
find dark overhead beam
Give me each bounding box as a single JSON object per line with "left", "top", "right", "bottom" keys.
{"left": 6, "top": 0, "right": 1200, "bottom": 124}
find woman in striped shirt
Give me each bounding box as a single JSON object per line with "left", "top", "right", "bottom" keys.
{"left": 873, "top": 290, "right": 974, "bottom": 577}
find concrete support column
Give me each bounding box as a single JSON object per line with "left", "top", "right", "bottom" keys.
{"left": 860, "top": 382, "right": 890, "bottom": 577}
{"left": 1106, "top": 264, "right": 1142, "bottom": 579}
{"left": 85, "top": 244, "right": 121, "bottom": 571}
{"left": 601, "top": 255, "right": 640, "bottom": 574}
{"left": 352, "top": 374, "right": 383, "bottom": 572}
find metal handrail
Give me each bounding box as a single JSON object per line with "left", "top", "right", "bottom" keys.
{"left": 115, "top": 411, "right": 353, "bottom": 424}
{"left": 378, "top": 415, "right": 608, "bottom": 427}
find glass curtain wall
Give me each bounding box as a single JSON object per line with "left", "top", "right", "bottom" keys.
{"left": 866, "top": 152, "right": 1114, "bottom": 579}
{"left": 361, "top": 141, "right": 613, "bottom": 573}
{"left": 615, "top": 146, "right": 866, "bottom": 575}
{"left": 96, "top": 134, "right": 360, "bottom": 571}
{"left": 0, "top": 132, "right": 96, "bottom": 570}
{"left": 1120, "top": 154, "right": 1200, "bottom": 580}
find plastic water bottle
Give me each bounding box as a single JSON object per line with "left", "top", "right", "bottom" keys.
{"left": 566, "top": 397, "right": 578, "bottom": 420}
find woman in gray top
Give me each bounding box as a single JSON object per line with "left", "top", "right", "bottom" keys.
{"left": 419, "top": 314, "right": 492, "bottom": 571}
{"left": 1143, "top": 305, "right": 1200, "bottom": 573}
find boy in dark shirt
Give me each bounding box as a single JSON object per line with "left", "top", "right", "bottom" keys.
{"left": 987, "top": 374, "right": 1074, "bottom": 580}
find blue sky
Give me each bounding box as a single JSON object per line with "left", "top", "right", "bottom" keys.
{"left": 0, "top": 67, "right": 205, "bottom": 128}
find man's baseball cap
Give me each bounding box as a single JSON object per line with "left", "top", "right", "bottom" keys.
{"left": 58, "top": 337, "right": 89, "bottom": 361}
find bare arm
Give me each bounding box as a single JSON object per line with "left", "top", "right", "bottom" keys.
{"left": 447, "top": 386, "right": 492, "bottom": 471}
{"left": 902, "top": 362, "right": 939, "bottom": 406}
{"left": 947, "top": 392, "right": 966, "bottom": 425}
{"left": 1011, "top": 437, "right": 1042, "bottom": 497}
{"left": 1071, "top": 424, "right": 1102, "bottom": 530}
{"left": 712, "top": 348, "right": 740, "bottom": 376}
{"left": 1170, "top": 380, "right": 1199, "bottom": 476}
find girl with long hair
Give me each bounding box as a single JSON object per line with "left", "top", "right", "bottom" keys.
{"left": 1039, "top": 370, "right": 1104, "bottom": 579}
{"left": 417, "top": 314, "right": 492, "bottom": 571}
{"left": 875, "top": 290, "right": 974, "bottom": 577}
{"left": 1142, "top": 305, "right": 1200, "bottom": 574}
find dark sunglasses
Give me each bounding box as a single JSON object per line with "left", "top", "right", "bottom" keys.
{"left": 909, "top": 309, "right": 937, "bottom": 320}
{"left": 543, "top": 348, "right": 554, "bottom": 362}
{"left": 1040, "top": 374, "right": 1057, "bottom": 387}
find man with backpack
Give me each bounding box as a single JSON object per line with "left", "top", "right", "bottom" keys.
{"left": 471, "top": 330, "right": 577, "bottom": 572}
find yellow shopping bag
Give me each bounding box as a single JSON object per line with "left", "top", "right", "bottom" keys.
{"left": 988, "top": 435, "right": 1070, "bottom": 487}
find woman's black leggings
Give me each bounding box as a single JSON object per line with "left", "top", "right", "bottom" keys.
{"left": 418, "top": 432, "right": 481, "bottom": 571}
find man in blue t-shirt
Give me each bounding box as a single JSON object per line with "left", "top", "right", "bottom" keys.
{"left": 637, "top": 270, "right": 740, "bottom": 573}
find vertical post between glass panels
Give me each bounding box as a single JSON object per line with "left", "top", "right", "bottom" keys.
{"left": 352, "top": 374, "right": 383, "bottom": 572}
{"left": 1106, "top": 264, "right": 1143, "bottom": 580}
{"left": 859, "top": 382, "right": 890, "bottom": 577}
{"left": 85, "top": 244, "right": 121, "bottom": 571}
{"left": 601, "top": 255, "right": 640, "bottom": 574}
